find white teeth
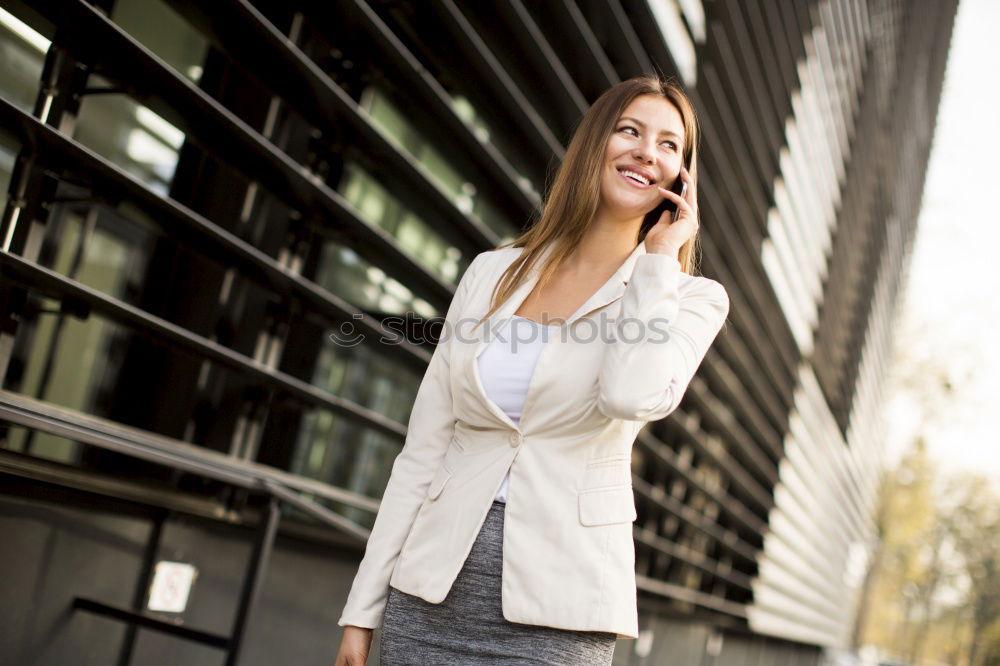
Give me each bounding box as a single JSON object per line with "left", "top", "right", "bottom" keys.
{"left": 619, "top": 169, "right": 650, "bottom": 185}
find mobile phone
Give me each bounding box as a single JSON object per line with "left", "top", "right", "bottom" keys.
{"left": 639, "top": 169, "right": 687, "bottom": 239}
{"left": 670, "top": 181, "right": 688, "bottom": 223}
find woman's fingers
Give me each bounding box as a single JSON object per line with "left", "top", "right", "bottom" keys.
{"left": 657, "top": 167, "right": 699, "bottom": 221}
{"left": 657, "top": 186, "right": 696, "bottom": 219}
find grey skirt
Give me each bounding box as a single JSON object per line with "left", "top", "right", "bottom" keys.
{"left": 380, "top": 500, "right": 618, "bottom": 665}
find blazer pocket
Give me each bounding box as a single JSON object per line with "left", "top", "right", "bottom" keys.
{"left": 582, "top": 455, "right": 632, "bottom": 489}
{"left": 427, "top": 463, "right": 452, "bottom": 501}
{"left": 578, "top": 485, "right": 637, "bottom": 526}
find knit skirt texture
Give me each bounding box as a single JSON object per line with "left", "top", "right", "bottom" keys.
{"left": 380, "top": 500, "right": 619, "bottom": 665}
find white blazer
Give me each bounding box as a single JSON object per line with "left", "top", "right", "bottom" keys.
{"left": 337, "top": 240, "right": 730, "bottom": 640}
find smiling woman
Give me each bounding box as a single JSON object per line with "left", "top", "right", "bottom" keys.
{"left": 599, "top": 96, "right": 690, "bottom": 252}
{"left": 474, "top": 77, "right": 704, "bottom": 332}
{"left": 335, "top": 75, "right": 727, "bottom": 666}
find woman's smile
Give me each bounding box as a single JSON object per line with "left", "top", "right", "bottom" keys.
{"left": 615, "top": 166, "right": 657, "bottom": 189}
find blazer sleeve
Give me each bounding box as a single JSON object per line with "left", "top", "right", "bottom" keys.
{"left": 336, "top": 253, "right": 486, "bottom": 630}
{"left": 596, "top": 252, "right": 729, "bottom": 423}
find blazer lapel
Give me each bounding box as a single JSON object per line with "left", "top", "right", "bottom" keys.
{"left": 562, "top": 241, "right": 646, "bottom": 327}
{"left": 467, "top": 241, "right": 648, "bottom": 430}
{"left": 479, "top": 240, "right": 647, "bottom": 333}
{"left": 468, "top": 248, "right": 549, "bottom": 430}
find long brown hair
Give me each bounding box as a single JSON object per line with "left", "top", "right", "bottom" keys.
{"left": 476, "top": 75, "right": 702, "bottom": 331}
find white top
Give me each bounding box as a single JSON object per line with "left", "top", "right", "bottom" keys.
{"left": 476, "top": 315, "right": 558, "bottom": 502}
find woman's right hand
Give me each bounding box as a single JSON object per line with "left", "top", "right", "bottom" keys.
{"left": 647, "top": 165, "right": 699, "bottom": 256}
{"left": 334, "top": 625, "right": 374, "bottom": 665}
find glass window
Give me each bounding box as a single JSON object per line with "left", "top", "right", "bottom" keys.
{"left": 74, "top": 84, "right": 187, "bottom": 196}
{"left": 314, "top": 241, "right": 444, "bottom": 320}
{"left": 289, "top": 346, "right": 425, "bottom": 525}
{"left": 110, "top": 0, "right": 208, "bottom": 85}
{"left": 0, "top": 143, "right": 15, "bottom": 215}
{"left": 69, "top": 0, "right": 210, "bottom": 195}
{"left": 0, "top": 6, "right": 49, "bottom": 113}
{"left": 2, "top": 304, "right": 123, "bottom": 464}
{"left": 361, "top": 84, "right": 516, "bottom": 240}
{"left": 337, "top": 161, "right": 463, "bottom": 290}
{"left": 1, "top": 198, "right": 153, "bottom": 461}
{"left": 453, "top": 93, "right": 540, "bottom": 202}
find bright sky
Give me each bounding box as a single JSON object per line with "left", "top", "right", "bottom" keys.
{"left": 884, "top": 0, "right": 1000, "bottom": 483}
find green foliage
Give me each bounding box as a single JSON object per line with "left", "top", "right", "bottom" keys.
{"left": 857, "top": 439, "right": 1000, "bottom": 665}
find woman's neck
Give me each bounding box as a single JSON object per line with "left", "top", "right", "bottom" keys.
{"left": 565, "top": 221, "right": 641, "bottom": 276}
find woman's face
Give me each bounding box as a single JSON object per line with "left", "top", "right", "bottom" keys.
{"left": 598, "top": 94, "right": 686, "bottom": 219}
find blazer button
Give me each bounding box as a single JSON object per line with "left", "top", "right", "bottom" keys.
{"left": 509, "top": 432, "right": 523, "bottom": 447}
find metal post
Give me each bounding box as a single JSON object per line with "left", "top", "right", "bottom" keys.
{"left": 117, "top": 508, "right": 167, "bottom": 666}
{"left": 226, "top": 495, "right": 281, "bottom": 666}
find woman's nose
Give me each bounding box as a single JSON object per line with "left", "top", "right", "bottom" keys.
{"left": 633, "top": 145, "right": 656, "bottom": 164}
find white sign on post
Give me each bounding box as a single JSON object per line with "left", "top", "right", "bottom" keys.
{"left": 147, "top": 561, "right": 198, "bottom": 613}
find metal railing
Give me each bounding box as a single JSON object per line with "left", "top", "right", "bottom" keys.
{"left": 0, "top": 387, "right": 373, "bottom": 663}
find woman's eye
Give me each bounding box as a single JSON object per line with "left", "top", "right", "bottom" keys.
{"left": 619, "top": 126, "right": 676, "bottom": 150}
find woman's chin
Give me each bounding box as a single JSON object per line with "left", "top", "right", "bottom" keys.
{"left": 600, "top": 192, "right": 652, "bottom": 213}
{"left": 613, "top": 201, "right": 656, "bottom": 219}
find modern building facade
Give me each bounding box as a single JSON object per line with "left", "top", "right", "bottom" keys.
{"left": 0, "top": 0, "right": 957, "bottom": 664}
